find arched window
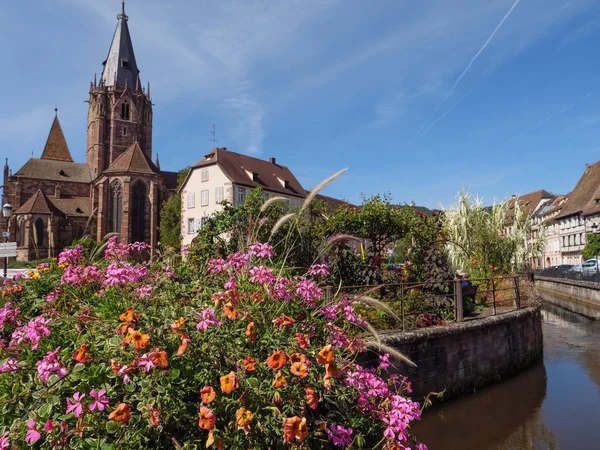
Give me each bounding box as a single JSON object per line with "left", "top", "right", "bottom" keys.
{"left": 121, "top": 101, "right": 130, "bottom": 120}
{"left": 34, "top": 218, "right": 45, "bottom": 247}
{"left": 17, "top": 218, "right": 25, "bottom": 247}
{"left": 131, "top": 181, "right": 147, "bottom": 243}
{"left": 109, "top": 181, "right": 123, "bottom": 234}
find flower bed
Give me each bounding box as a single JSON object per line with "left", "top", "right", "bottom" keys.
{"left": 0, "top": 238, "right": 425, "bottom": 449}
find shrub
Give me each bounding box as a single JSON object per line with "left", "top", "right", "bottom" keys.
{"left": 0, "top": 238, "right": 426, "bottom": 449}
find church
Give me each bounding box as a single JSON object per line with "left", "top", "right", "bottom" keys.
{"left": 1, "top": 3, "right": 177, "bottom": 261}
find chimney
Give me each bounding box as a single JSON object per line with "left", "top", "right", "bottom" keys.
{"left": 269, "top": 157, "right": 276, "bottom": 165}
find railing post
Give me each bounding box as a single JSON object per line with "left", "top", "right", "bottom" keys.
{"left": 491, "top": 278, "right": 497, "bottom": 315}
{"left": 513, "top": 276, "right": 521, "bottom": 309}
{"left": 400, "top": 283, "right": 405, "bottom": 332}
{"left": 455, "top": 279, "right": 464, "bottom": 323}
{"left": 325, "top": 286, "right": 333, "bottom": 302}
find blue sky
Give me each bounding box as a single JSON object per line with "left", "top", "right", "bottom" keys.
{"left": 1, "top": 0, "right": 600, "bottom": 209}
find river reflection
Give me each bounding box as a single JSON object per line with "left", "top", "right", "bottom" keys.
{"left": 414, "top": 299, "right": 600, "bottom": 450}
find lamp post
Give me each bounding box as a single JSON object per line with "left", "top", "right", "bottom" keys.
{"left": 592, "top": 222, "right": 599, "bottom": 279}
{"left": 2, "top": 203, "right": 13, "bottom": 278}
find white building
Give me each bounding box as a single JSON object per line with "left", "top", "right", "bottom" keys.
{"left": 534, "top": 195, "right": 567, "bottom": 268}
{"left": 179, "top": 148, "right": 307, "bottom": 247}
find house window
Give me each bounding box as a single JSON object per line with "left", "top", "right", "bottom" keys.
{"left": 201, "top": 169, "right": 209, "bottom": 182}
{"left": 215, "top": 187, "right": 223, "bottom": 203}
{"left": 201, "top": 190, "right": 209, "bottom": 206}
{"left": 187, "top": 193, "right": 195, "bottom": 209}
{"left": 121, "top": 101, "right": 130, "bottom": 120}
{"left": 237, "top": 187, "right": 246, "bottom": 204}
{"left": 188, "top": 218, "right": 195, "bottom": 234}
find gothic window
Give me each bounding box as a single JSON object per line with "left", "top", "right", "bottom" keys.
{"left": 34, "top": 218, "right": 45, "bottom": 248}
{"left": 122, "top": 101, "right": 130, "bottom": 120}
{"left": 109, "top": 181, "right": 123, "bottom": 234}
{"left": 123, "top": 126, "right": 127, "bottom": 136}
{"left": 17, "top": 218, "right": 25, "bottom": 247}
{"left": 131, "top": 181, "right": 147, "bottom": 243}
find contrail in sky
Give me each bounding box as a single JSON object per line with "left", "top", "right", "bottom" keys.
{"left": 411, "top": 0, "right": 522, "bottom": 141}
{"left": 523, "top": 91, "right": 594, "bottom": 134}
{"left": 420, "top": 89, "right": 474, "bottom": 136}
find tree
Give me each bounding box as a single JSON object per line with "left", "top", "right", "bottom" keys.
{"left": 158, "top": 167, "right": 190, "bottom": 250}
{"left": 582, "top": 233, "right": 600, "bottom": 260}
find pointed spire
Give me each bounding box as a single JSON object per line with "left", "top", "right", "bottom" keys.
{"left": 147, "top": 82, "right": 151, "bottom": 99}
{"left": 154, "top": 154, "right": 160, "bottom": 170}
{"left": 100, "top": 1, "right": 139, "bottom": 88}
{"left": 41, "top": 113, "right": 73, "bottom": 162}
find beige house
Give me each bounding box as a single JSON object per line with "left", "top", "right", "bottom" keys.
{"left": 179, "top": 148, "right": 307, "bottom": 246}
{"left": 534, "top": 195, "right": 567, "bottom": 268}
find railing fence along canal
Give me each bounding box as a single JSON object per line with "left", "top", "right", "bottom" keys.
{"left": 324, "top": 275, "right": 535, "bottom": 332}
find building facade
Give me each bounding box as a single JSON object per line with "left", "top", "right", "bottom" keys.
{"left": 1, "top": 4, "right": 177, "bottom": 260}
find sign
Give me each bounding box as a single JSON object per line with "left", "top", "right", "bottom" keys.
{"left": 0, "top": 242, "right": 17, "bottom": 258}
{"left": 2, "top": 232, "right": 9, "bottom": 238}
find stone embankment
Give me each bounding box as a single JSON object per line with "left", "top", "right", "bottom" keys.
{"left": 535, "top": 276, "right": 600, "bottom": 319}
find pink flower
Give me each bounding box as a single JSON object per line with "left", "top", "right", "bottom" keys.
{"left": 137, "top": 354, "right": 155, "bottom": 372}
{"left": 0, "top": 359, "right": 18, "bottom": 374}
{"left": 36, "top": 347, "right": 67, "bottom": 384}
{"left": 295, "top": 279, "right": 323, "bottom": 307}
{"left": 89, "top": 389, "right": 109, "bottom": 412}
{"left": 249, "top": 243, "right": 275, "bottom": 259}
{"left": 66, "top": 392, "right": 85, "bottom": 418}
{"left": 135, "top": 285, "right": 153, "bottom": 299}
{"left": 119, "top": 365, "right": 131, "bottom": 384}
{"left": 44, "top": 420, "right": 54, "bottom": 431}
{"left": 25, "top": 420, "right": 41, "bottom": 444}
{"left": 224, "top": 277, "right": 237, "bottom": 290}
{"left": 58, "top": 245, "right": 83, "bottom": 265}
{"left": 207, "top": 259, "right": 227, "bottom": 274}
{"left": 248, "top": 266, "right": 276, "bottom": 285}
{"left": 0, "top": 432, "right": 9, "bottom": 449}
{"left": 195, "top": 309, "right": 221, "bottom": 330}
{"left": 327, "top": 424, "right": 353, "bottom": 447}
{"left": 308, "top": 263, "right": 330, "bottom": 277}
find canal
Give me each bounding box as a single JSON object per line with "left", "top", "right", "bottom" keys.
{"left": 414, "top": 298, "right": 600, "bottom": 450}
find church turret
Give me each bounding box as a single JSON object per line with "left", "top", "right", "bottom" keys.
{"left": 86, "top": 0, "right": 153, "bottom": 178}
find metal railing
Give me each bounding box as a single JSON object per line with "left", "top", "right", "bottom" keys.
{"left": 536, "top": 267, "right": 600, "bottom": 283}
{"left": 325, "top": 275, "right": 529, "bottom": 332}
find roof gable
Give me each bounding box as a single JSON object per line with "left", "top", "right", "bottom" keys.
{"left": 40, "top": 116, "right": 73, "bottom": 162}
{"left": 14, "top": 190, "right": 63, "bottom": 216}
{"left": 555, "top": 161, "right": 600, "bottom": 219}
{"left": 104, "top": 142, "right": 159, "bottom": 175}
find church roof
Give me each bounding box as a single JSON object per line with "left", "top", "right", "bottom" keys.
{"left": 51, "top": 197, "right": 92, "bottom": 218}
{"left": 40, "top": 115, "right": 73, "bottom": 162}
{"left": 14, "top": 190, "right": 63, "bottom": 216}
{"left": 14, "top": 158, "right": 91, "bottom": 183}
{"left": 104, "top": 142, "right": 160, "bottom": 175}
{"left": 101, "top": 3, "right": 140, "bottom": 88}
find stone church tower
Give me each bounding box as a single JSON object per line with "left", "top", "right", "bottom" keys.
{"left": 1, "top": 2, "right": 177, "bottom": 261}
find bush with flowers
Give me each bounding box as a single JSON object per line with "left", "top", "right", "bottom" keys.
{"left": 0, "top": 237, "right": 427, "bottom": 449}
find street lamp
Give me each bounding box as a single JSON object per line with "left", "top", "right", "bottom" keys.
{"left": 2, "top": 203, "right": 13, "bottom": 278}
{"left": 592, "top": 222, "right": 599, "bottom": 279}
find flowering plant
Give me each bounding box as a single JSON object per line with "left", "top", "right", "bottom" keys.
{"left": 1, "top": 190, "right": 426, "bottom": 449}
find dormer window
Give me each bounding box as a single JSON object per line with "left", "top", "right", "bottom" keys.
{"left": 59, "top": 169, "right": 68, "bottom": 177}
{"left": 121, "top": 58, "right": 130, "bottom": 69}
{"left": 596, "top": 198, "right": 600, "bottom": 205}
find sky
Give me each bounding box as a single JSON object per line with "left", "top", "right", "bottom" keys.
{"left": 1, "top": 0, "right": 600, "bottom": 209}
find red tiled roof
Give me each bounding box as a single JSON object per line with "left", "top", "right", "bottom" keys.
{"left": 555, "top": 161, "right": 600, "bottom": 219}
{"left": 14, "top": 190, "right": 63, "bottom": 216}
{"left": 104, "top": 142, "right": 160, "bottom": 175}
{"left": 190, "top": 148, "right": 306, "bottom": 198}
{"left": 506, "top": 189, "right": 554, "bottom": 222}
{"left": 40, "top": 116, "right": 73, "bottom": 162}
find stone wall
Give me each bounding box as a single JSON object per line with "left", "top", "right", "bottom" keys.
{"left": 535, "top": 276, "right": 600, "bottom": 319}
{"left": 374, "top": 305, "right": 543, "bottom": 399}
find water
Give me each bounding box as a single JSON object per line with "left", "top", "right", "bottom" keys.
{"left": 413, "top": 298, "right": 600, "bottom": 450}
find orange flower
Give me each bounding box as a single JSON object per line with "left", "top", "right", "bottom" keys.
{"left": 250, "top": 292, "right": 263, "bottom": 303}
{"left": 150, "top": 349, "right": 169, "bottom": 368}
{"left": 72, "top": 344, "right": 92, "bottom": 363}
{"left": 325, "top": 362, "right": 342, "bottom": 379}
{"left": 198, "top": 406, "right": 216, "bottom": 430}
{"left": 108, "top": 403, "right": 131, "bottom": 423}
{"left": 235, "top": 407, "right": 253, "bottom": 434}
{"left": 127, "top": 330, "right": 150, "bottom": 350}
{"left": 266, "top": 350, "right": 287, "bottom": 370}
{"left": 323, "top": 374, "right": 333, "bottom": 391}
{"left": 245, "top": 322, "right": 257, "bottom": 344}
{"left": 273, "top": 370, "right": 288, "bottom": 388}
{"left": 223, "top": 302, "right": 240, "bottom": 320}
{"left": 272, "top": 315, "right": 296, "bottom": 328}
{"left": 119, "top": 307, "right": 138, "bottom": 323}
{"left": 243, "top": 356, "right": 257, "bottom": 371}
{"left": 296, "top": 333, "right": 310, "bottom": 349}
{"left": 170, "top": 317, "right": 185, "bottom": 334}
{"left": 177, "top": 334, "right": 191, "bottom": 356}
{"left": 212, "top": 292, "right": 226, "bottom": 306}
{"left": 149, "top": 406, "right": 161, "bottom": 427}
{"left": 316, "top": 345, "right": 334, "bottom": 365}
{"left": 290, "top": 362, "right": 309, "bottom": 378}
{"left": 201, "top": 386, "right": 216, "bottom": 404}
{"left": 220, "top": 371, "right": 239, "bottom": 394}
{"left": 116, "top": 322, "right": 134, "bottom": 336}
{"left": 305, "top": 387, "right": 319, "bottom": 409}
{"left": 283, "top": 416, "right": 308, "bottom": 444}
{"left": 110, "top": 360, "right": 121, "bottom": 374}
{"left": 289, "top": 353, "right": 307, "bottom": 364}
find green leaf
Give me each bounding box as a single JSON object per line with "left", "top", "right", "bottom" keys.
{"left": 246, "top": 377, "right": 259, "bottom": 388}
{"left": 73, "top": 363, "right": 86, "bottom": 373}
{"left": 169, "top": 368, "right": 181, "bottom": 379}
{"left": 105, "top": 421, "right": 120, "bottom": 434}
{"left": 37, "top": 403, "right": 53, "bottom": 417}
